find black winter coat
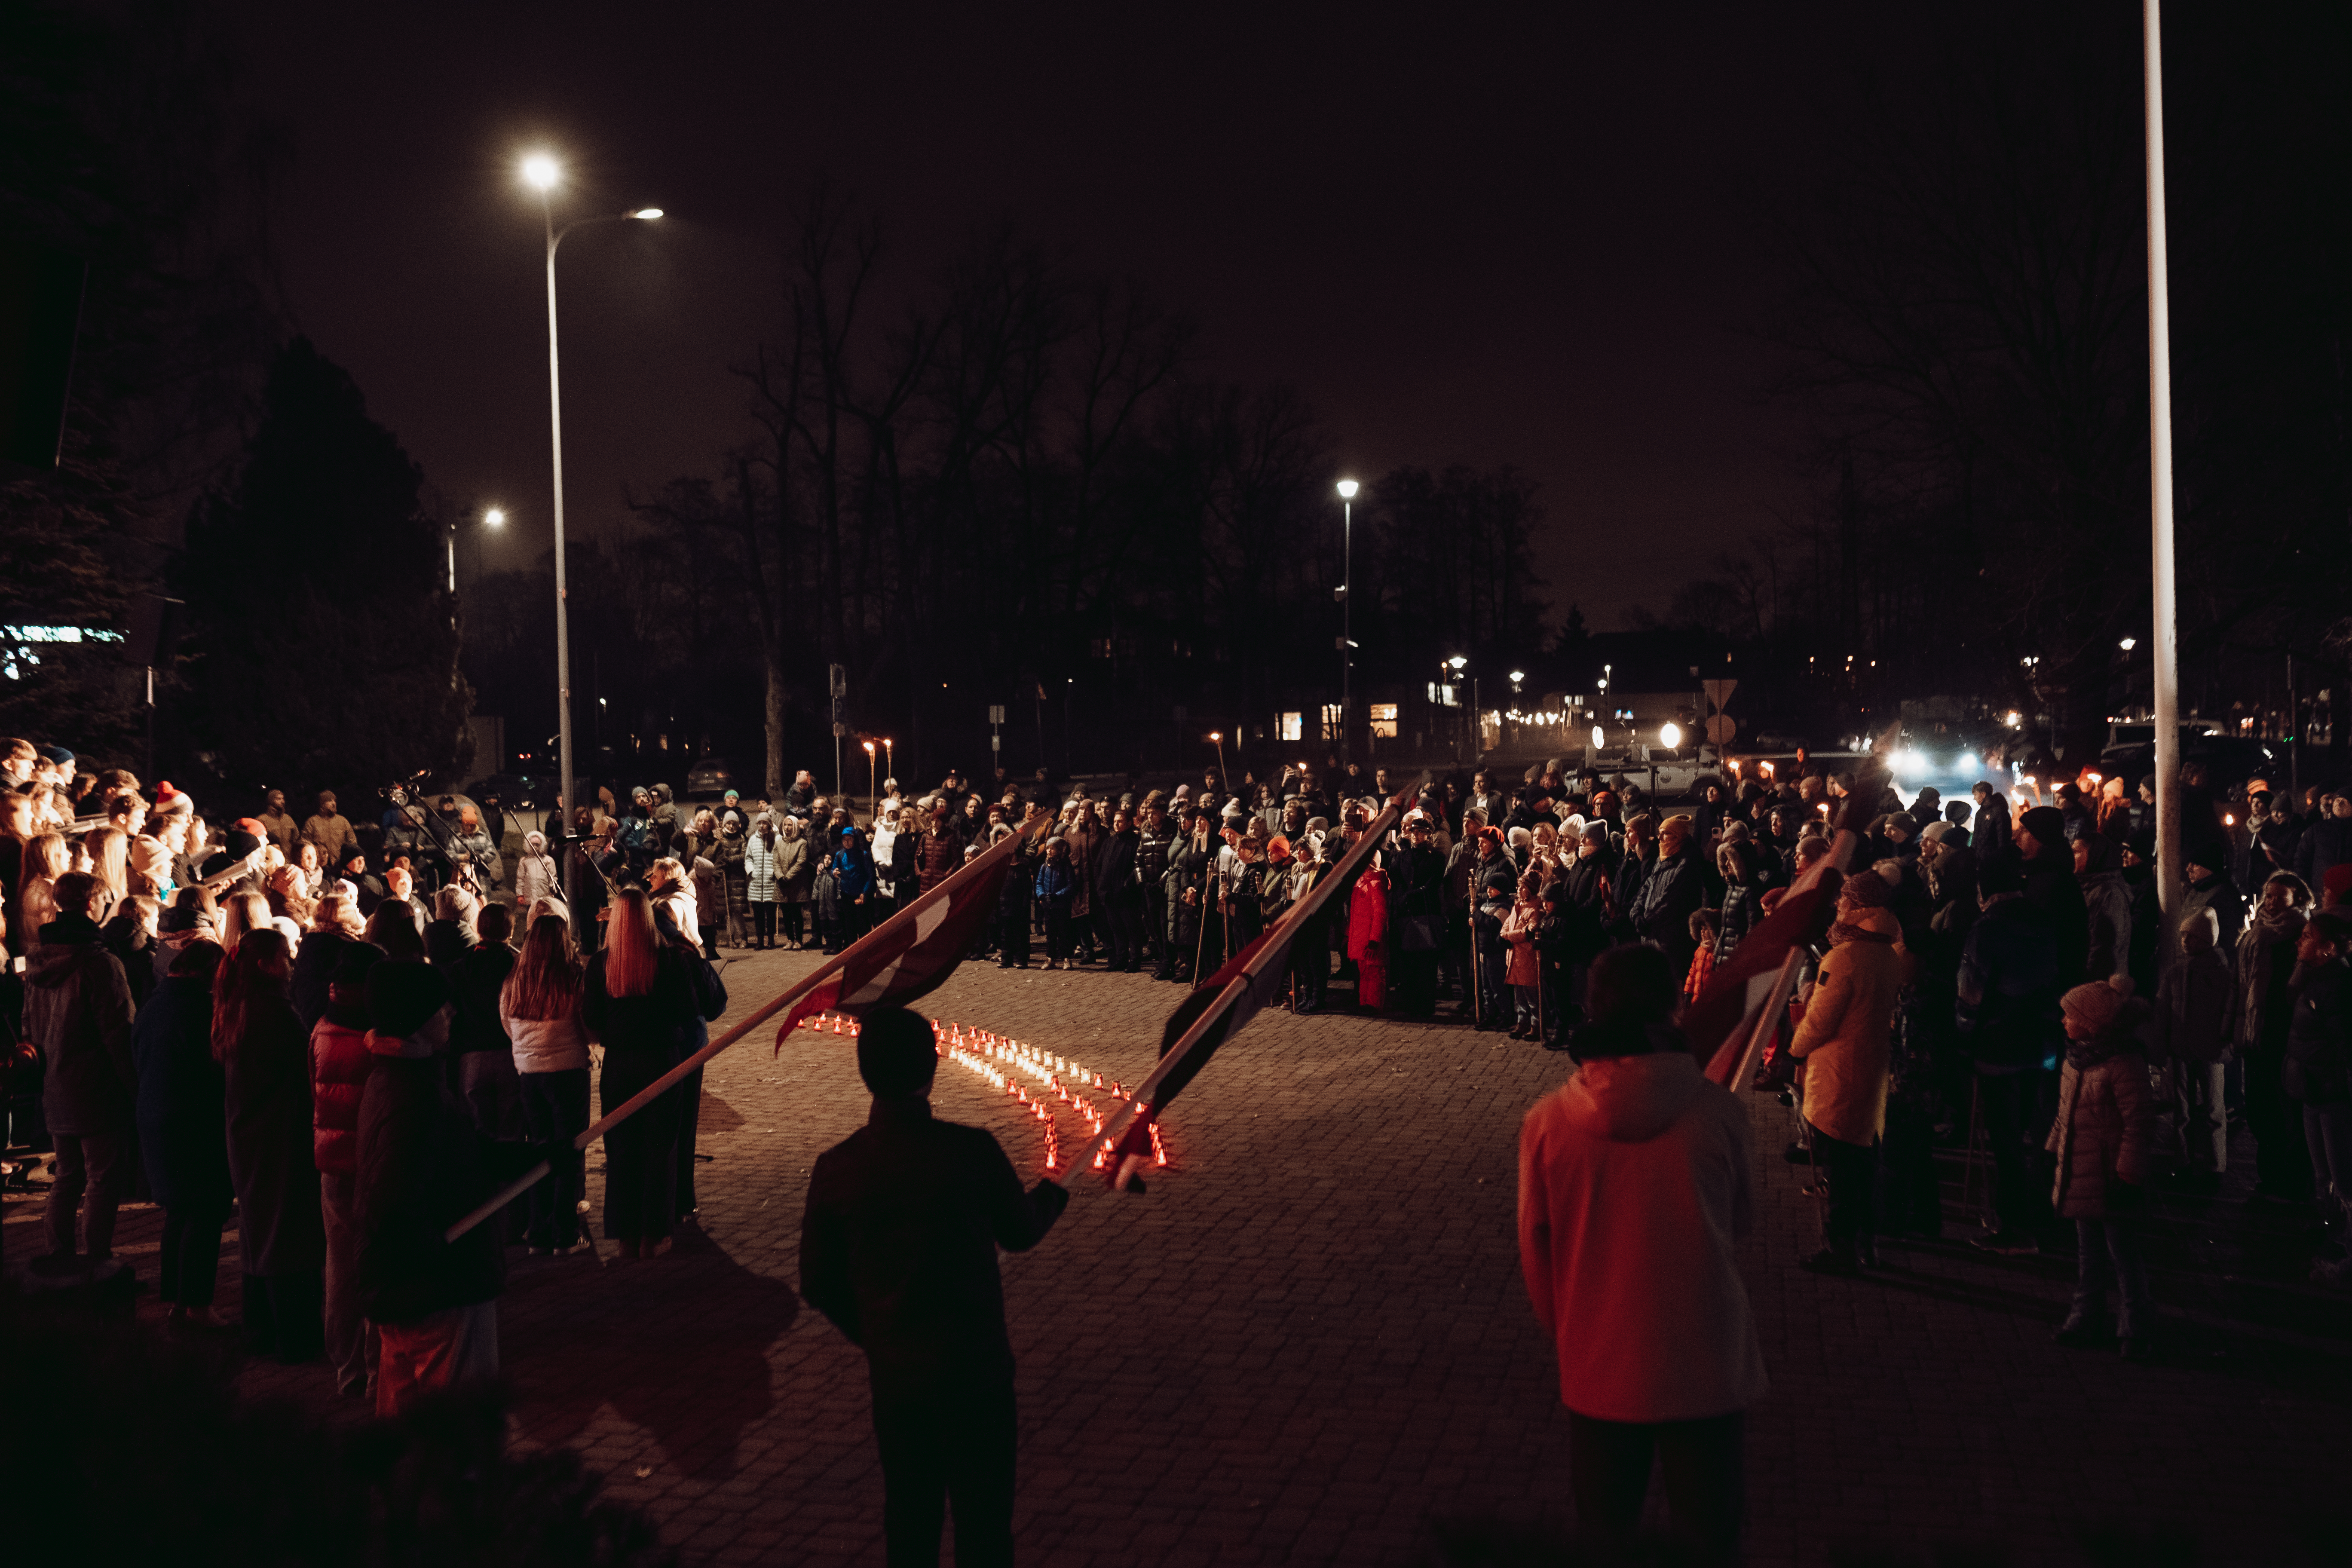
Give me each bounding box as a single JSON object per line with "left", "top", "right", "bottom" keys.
{"left": 1957, "top": 896, "right": 2065, "bottom": 1070}
{"left": 225, "top": 987, "right": 327, "bottom": 1276}
{"left": 133, "top": 974, "right": 232, "bottom": 1215}
{"left": 28, "top": 913, "right": 137, "bottom": 1136}
{"left": 1631, "top": 847, "right": 1705, "bottom": 964}
{"left": 355, "top": 1042, "right": 508, "bottom": 1324}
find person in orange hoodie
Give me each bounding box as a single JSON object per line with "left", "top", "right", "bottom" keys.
{"left": 1518, "top": 943, "right": 1764, "bottom": 1560}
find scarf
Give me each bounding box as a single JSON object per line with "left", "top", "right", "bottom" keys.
{"left": 2237, "top": 905, "right": 2305, "bottom": 1050}
{"left": 1826, "top": 921, "right": 1899, "bottom": 950}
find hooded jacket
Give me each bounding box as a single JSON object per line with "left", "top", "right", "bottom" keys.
{"left": 1518, "top": 1045, "right": 1766, "bottom": 1423}
{"left": 1788, "top": 905, "right": 1910, "bottom": 1145}
{"left": 29, "top": 912, "right": 138, "bottom": 1136}
{"left": 515, "top": 832, "right": 561, "bottom": 908}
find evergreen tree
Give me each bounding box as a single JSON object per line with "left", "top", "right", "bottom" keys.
{"left": 183, "top": 338, "right": 472, "bottom": 795}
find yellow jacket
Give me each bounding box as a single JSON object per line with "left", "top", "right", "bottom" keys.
{"left": 1788, "top": 906, "right": 1910, "bottom": 1145}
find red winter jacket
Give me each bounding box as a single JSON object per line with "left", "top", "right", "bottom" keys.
{"left": 309, "top": 1016, "right": 374, "bottom": 1176}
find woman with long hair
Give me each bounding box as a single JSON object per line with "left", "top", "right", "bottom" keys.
{"left": 83, "top": 827, "right": 129, "bottom": 911}
{"left": 135, "top": 938, "right": 235, "bottom": 1327}
{"left": 502, "top": 914, "right": 591, "bottom": 1253}
{"left": 580, "top": 888, "right": 725, "bottom": 1257}
{"left": 363, "top": 900, "right": 426, "bottom": 962}
{"left": 19, "top": 831, "right": 71, "bottom": 934}
{"left": 218, "top": 890, "right": 270, "bottom": 956}
{"left": 214, "top": 928, "right": 325, "bottom": 1360}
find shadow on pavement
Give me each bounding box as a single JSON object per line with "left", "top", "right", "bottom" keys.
{"left": 500, "top": 1223, "right": 801, "bottom": 1477}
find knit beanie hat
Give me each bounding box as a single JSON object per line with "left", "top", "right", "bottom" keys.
{"left": 1839, "top": 862, "right": 1898, "bottom": 907}
{"left": 2061, "top": 974, "right": 2135, "bottom": 1035}
{"left": 1920, "top": 820, "right": 1966, "bottom": 846}
{"left": 2018, "top": 805, "right": 2067, "bottom": 848}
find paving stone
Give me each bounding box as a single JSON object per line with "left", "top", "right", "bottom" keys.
{"left": 11, "top": 943, "right": 2345, "bottom": 1563}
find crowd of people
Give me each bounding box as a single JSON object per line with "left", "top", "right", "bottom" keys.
{"left": 0, "top": 737, "right": 727, "bottom": 1416}
{"left": 6, "top": 721, "right": 2352, "bottom": 1434}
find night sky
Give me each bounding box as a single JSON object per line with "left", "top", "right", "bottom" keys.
{"left": 243, "top": 4, "right": 1914, "bottom": 629}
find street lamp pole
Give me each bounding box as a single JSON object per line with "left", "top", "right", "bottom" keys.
{"left": 536, "top": 183, "right": 576, "bottom": 841}
{"left": 524, "top": 152, "right": 661, "bottom": 846}
{"left": 1337, "top": 479, "right": 1359, "bottom": 769}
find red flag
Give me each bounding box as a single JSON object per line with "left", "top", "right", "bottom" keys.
{"left": 772, "top": 818, "right": 1043, "bottom": 1051}
{"left": 1085, "top": 782, "right": 1419, "bottom": 1185}
{"left": 1690, "top": 742, "right": 1891, "bottom": 1087}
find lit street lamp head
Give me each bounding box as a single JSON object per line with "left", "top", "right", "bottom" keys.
{"left": 632, "top": 208, "right": 664, "bottom": 220}
{"left": 484, "top": 508, "right": 506, "bottom": 527}
{"left": 522, "top": 154, "right": 560, "bottom": 190}
{"left": 1335, "top": 479, "right": 1359, "bottom": 499}
{"left": 1447, "top": 655, "right": 1467, "bottom": 671}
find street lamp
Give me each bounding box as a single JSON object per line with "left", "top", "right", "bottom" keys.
{"left": 449, "top": 505, "right": 507, "bottom": 595}
{"left": 522, "top": 150, "right": 662, "bottom": 849}
{"left": 1335, "top": 479, "right": 1359, "bottom": 767}
{"left": 2119, "top": 636, "right": 2138, "bottom": 651}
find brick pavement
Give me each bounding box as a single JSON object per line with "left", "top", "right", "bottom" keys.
{"left": 7, "top": 947, "right": 2349, "bottom": 1565}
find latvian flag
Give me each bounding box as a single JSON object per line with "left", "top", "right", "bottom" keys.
{"left": 772, "top": 817, "right": 1046, "bottom": 1051}
{"left": 1085, "top": 783, "right": 1416, "bottom": 1186}
{"left": 1688, "top": 750, "right": 1889, "bottom": 1088}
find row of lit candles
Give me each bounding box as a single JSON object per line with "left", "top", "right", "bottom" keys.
{"left": 794, "top": 1012, "right": 1169, "bottom": 1176}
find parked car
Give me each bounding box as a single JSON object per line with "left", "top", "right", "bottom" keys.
{"left": 684, "top": 755, "right": 738, "bottom": 801}
{"left": 2098, "top": 722, "right": 2282, "bottom": 791}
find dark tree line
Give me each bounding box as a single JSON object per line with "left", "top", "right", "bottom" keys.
{"left": 1646, "top": 6, "right": 2352, "bottom": 760}
{"left": 0, "top": 0, "right": 280, "bottom": 765}
{"left": 462, "top": 190, "right": 1555, "bottom": 797}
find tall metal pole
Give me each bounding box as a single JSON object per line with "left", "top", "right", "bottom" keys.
{"left": 2144, "top": 0, "right": 2183, "bottom": 925}
{"left": 1342, "top": 496, "right": 1352, "bottom": 770}
{"left": 542, "top": 193, "right": 578, "bottom": 848}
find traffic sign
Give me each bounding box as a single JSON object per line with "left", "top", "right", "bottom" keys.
{"left": 1706, "top": 714, "right": 1737, "bottom": 746}
{"left": 1702, "top": 678, "right": 1736, "bottom": 709}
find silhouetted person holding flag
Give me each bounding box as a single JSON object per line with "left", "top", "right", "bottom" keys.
{"left": 800, "top": 1006, "right": 1069, "bottom": 1567}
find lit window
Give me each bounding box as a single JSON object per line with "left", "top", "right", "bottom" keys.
{"left": 1279, "top": 712, "right": 1303, "bottom": 741}
{"left": 1321, "top": 703, "right": 1344, "bottom": 741}
{"left": 1369, "top": 703, "right": 1400, "bottom": 738}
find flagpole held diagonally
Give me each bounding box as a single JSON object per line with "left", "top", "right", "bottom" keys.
{"left": 444, "top": 812, "right": 1052, "bottom": 1243}
{"left": 1076, "top": 780, "right": 1423, "bottom": 1191}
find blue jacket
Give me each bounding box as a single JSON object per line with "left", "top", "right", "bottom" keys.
{"left": 834, "top": 835, "right": 877, "bottom": 900}
{"left": 1034, "top": 861, "right": 1074, "bottom": 905}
